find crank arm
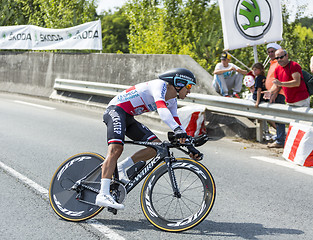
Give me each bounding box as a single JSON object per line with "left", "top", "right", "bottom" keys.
{"left": 76, "top": 198, "right": 99, "bottom": 207}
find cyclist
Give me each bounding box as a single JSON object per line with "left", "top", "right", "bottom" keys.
{"left": 96, "top": 68, "right": 203, "bottom": 210}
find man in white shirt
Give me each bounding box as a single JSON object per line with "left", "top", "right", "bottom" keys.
{"left": 213, "top": 52, "right": 247, "bottom": 98}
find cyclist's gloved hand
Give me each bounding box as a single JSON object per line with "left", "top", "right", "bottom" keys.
{"left": 174, "top": 126, "right": 188, "bottom": 143}
{"left": 187, "top": 145, "right": 203, "bottom": 161}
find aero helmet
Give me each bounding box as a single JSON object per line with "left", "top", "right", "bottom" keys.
{"left": 159, "top": 68, "right": 196, "bottom": 92}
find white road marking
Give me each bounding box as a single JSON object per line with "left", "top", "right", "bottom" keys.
{"left": 0, "top": 160, "right": 126, "bottom": 240}
{"left": 14, "top": 100, "right": 56, "bottom": 110}
{"left": 0, "top": 160, "right": 49, "bottom": 197}
{"left": 86, "top": 219, "right": 126, "bottom": 240}
{"left": 251, "top": 156, "right": 313, "bottom": 177}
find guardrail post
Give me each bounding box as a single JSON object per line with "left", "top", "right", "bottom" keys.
{"left": 256, "top": 119, "right": 265, "bottom": 142}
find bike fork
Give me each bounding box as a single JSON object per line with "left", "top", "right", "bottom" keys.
{"left": 165, "top": 156, "right": 181, "bottom": 198}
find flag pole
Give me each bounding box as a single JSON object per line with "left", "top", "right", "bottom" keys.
{"left": 253, "top": 45, "right": 258, "bottom": 63}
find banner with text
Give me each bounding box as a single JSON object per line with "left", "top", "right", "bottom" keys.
{"left": 0, "top": 20, "right": 102, "bottom": 50}
{"left": 218, "top": 0, "right": 283, "bottom": 50}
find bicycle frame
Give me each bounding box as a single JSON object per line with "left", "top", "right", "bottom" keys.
{"left": 74, "top": 140, "right": 185, "bottom": 197}
{"left": 123, "top": 140, "right": 177, "bottom": 194}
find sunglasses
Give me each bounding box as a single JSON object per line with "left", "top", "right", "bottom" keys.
{"left": 174, "top": 77, "right": 194, "bottom": 90}
{"left": 275, "top": 54, "right": 286, "bottom": 60}
{"left": 185, "top": 84, "right": 192, "bottom": 90}
{"left": 267, "top": 50, "right": 275, "bottom": 54}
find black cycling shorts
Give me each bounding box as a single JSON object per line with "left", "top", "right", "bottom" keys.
{"left": 103, "top": 105, "right": 158, "bottom": 145}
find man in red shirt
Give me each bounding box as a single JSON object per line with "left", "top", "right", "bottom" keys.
{"left": 272, "top": 49, "right": 310, "bottom": 107}
{"left": 264, "top": 48, "right": 310, "bottom": 148}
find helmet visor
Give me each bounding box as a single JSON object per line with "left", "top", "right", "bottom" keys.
{"left": 174, "top": 76, "right": 195, "bottom": 88}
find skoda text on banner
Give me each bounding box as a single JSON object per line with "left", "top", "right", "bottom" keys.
{"left": 0, "top": 20, "right": 102, "bottom": 50}
{"left": 0, "top": 25, "right": 33, "bottom": 49}
{"left": 218, "top": 0, "right": 283, "bottom": 50}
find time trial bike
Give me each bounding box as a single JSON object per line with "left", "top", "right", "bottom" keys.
{"left": 49, "top": 132, "right": 216, "bottom": 232}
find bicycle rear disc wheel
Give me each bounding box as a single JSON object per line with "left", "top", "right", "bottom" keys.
{"left": 49, "top": 152, "right": 104, "bottom": 221}
{"left": 141, "top": 158, "right": 216, "bottom": 232}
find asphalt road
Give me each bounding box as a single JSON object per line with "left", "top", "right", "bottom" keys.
{"left": 1, "top": 92, "right": 313, "bottom": 240}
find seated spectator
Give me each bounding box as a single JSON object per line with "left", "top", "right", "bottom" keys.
{"left": 213, "top": 52, "right": 247, "bottom": 98}
{"left": 252, "top": 63, "right": 267, "bottom": 107}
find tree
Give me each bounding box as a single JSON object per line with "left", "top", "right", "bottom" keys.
{"left": 38, "top": 0, "right": 98, "bottom": 28}
{"left": 296, "top": 17, "right": 313, "bottom": 30}
{"left": 125, "top": 0, "right": 164, "bottom": 54}
{"left": 124, "top": 0, "right": 223, "bottom": 72}
{"left": 0, "top": 0, "right": 43, "bottom": 26}
{"left": 101, "top": 8, "right": 130, "bottom": 53}
{"left": 278, "top": 5, "right": 313, "bottom": 72}
{"left": 0, "top": 0, "right": 98, "bottom": 28}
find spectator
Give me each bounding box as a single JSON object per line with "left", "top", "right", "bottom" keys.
{"left": 269, "top": 49, "right": 310, "bottom": 107}
{"left": 213, "top": 52, "right": 247, "bottom": 98}
{"left": 264, "top": 49, "right": 310, "bottom": 148}
{"left": 252, "top": 63, "right": 267, "bottom": 108}
{"left": 264, "top": 43, "right": 286, "bottom": 148}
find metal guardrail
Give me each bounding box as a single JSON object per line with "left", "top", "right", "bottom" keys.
{"left": 54, "top": 78, "right": 129, "bottom": 97}
{"left": 182, "top": 93, "right": 313, "bottom": 126}
{"left": 53, "top": 79, "right": 313, "bottom": 140}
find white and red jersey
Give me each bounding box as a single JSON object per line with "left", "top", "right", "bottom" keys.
{"left": 108, "top": 79, "right": 182, "bottom": 131}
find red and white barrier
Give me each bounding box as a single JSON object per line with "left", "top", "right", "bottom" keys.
{"left": 178, "top": 105, "right": 206, "bottom": 137}
{"left": 283, "top": 122, "right": 313, "bottom": 167}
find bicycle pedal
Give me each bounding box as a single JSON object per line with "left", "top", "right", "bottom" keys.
{"left": 107, "top": 207, "right": 117, "bottom": 215}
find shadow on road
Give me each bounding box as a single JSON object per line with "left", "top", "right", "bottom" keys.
{"left": 197, "top": 220, "right": 304, "bottom": 239}
{"left": 93, "top": 218, "right": 304, "bottom": 239}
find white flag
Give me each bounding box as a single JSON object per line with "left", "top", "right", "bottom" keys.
{"left": 218, "top": 0, "right": 283, "bottom": 50}
{"left": 0, "top": 20, "right": 102, "bottom": 50}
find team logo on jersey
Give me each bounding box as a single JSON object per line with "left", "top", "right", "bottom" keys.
{"left": 161, "top": 83, "right": 167, "bottom": 98}
{"left": 117, "top": 89, "right": 139, "bottom": 102}
{"left": 148, "top": 103, "right": 157, "bottom": 111}
{"left": 234, "top": 0, "right": 272, "bottom": 40}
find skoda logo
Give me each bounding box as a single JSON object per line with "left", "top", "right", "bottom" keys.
{"left": 234, "top": 0, "right": 272, "bottom": 40}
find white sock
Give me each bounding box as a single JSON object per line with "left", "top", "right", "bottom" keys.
{"left": 100, "top": 178, "right": 111, "bottom": 195}
{"left": 118, "top": 157, "right": 134, "bottom": 170}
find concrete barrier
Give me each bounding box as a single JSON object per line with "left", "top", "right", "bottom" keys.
{"left": 0, "top": 51, "right": 216, "bottom": 97}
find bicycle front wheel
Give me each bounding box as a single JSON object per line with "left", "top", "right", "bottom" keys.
{"left": 49, "top": 152, "right": 104, "bottom": 221}
{"left": 140, "top": 158, "right": 216, "bottom": 232}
